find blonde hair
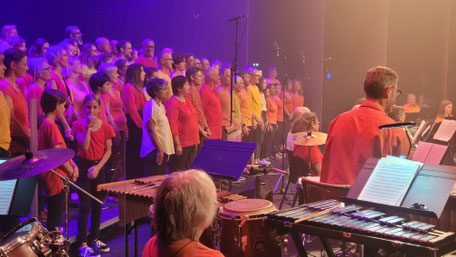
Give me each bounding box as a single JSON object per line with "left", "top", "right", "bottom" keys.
{"left": 153, "top": 169, "right": 218, "bottom": 244}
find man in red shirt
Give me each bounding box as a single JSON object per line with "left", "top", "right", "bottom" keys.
{"left": 136, "top": 39, "right": 158, "bottom": 69}
{"left": 200, "top": 67, "right": 223, "bottom": 140}
{"left": 320, "top": 66, "right": 409, "bottom": 186}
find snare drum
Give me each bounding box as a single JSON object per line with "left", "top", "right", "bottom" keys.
{"left": 0, "top": 218, "right": 52, "bottom": 257}
{"left": 218, "top": 199, "right": 281, "bottom": 257}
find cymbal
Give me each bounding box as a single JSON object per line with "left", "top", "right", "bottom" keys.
{"left": 0, "top": 148, "right": 75, "bottom": 181}
{"left": 294, "top": 131, "right": 328, "bottom": 146}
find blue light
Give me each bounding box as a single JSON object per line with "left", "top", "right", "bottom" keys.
{"left": 326, "top": 73, "right": 332, "bottom": 79}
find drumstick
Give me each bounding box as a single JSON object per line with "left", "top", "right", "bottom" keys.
{"left": 294, "top": 203, "right": 344, "bottom": 224}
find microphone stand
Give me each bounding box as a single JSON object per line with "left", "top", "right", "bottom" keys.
{"left": 228, "top": 15, "right": 246, "bottom": 127}
{"left": 50, "top": 169, "right": 103, "bottom": 241}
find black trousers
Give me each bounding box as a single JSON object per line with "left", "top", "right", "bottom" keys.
{"left": 126, "top": 114, "right": 143, "bottom": 179}
{"left": 46, "top": 190, "right": 66, "bottom": 231}
{"left": 143, "top": 150, "right": 169, "bottom": 176}
{"left": 169, "top": 145, "right": 197, "bottom": 173}
{"left": 76, "top": 158, "right": 105, "bottom": 244}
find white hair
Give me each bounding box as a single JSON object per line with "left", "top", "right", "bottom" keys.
{"left": 153, "top": 169, "right": 217, "bottom": 244}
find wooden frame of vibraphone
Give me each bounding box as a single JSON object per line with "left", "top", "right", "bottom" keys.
{"left": 97, "top": 175, "right": 167, "bottom": 257}
{"left": 265, "top": 212, "right": 456, "bottom": 257}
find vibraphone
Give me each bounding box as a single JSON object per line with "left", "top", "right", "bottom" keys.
{"left": 266, "top": 200, "right": 456, "bottom": 257}
{"left": 97, "top": 175, "right": 168, "bottom": 257}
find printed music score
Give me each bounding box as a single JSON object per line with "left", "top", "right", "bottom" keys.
{"left": 412, "top": 141, "right": 448, "bottom": 165}
{"left": 0, "top": 179, "right": 16, "bottom": 215}
{"left": 358, "top": 156, "right": 422, "bottom": 206}
{"left": 412, "top": 120, "right": 426, "bottom": 143}
{"left": 433, "top": 119, "right": 456, "bottom": 142}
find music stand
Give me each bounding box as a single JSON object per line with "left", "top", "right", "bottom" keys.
{"left": 344, "top": 158, "right": 456, "bottom": 218}
{"left": 190, "top": 140, "right": 257, "bottom": 181}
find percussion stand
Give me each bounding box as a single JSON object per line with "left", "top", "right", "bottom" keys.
{"left": 50, "top": 169, "right": 103, "bottom": 243}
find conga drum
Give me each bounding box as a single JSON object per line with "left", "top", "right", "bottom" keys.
{"left": 218, "top": 199, "right": 281, "bottom": 257}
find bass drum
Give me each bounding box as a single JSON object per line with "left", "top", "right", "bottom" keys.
{"left": 218, "top": 199, "right": 281, "bottom": 257}
{"left": 0, "top": 218, "right": 52, "bottom": 257}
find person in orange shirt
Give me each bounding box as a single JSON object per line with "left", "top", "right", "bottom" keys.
{"left": 435, "top": 100, "right": 453, "bottom": 124}
{"left": 216, "top": 68, "right": 232, "bottom": 140}
{"left": 246, "top": 67, "right": 263, "bottom": 162}
{"left": 157, "top": 49, "right": 174, "bottom": 100}
{"left": 238, "top": 71, "right": 253, "bottom": 142}
{"left": 292, "top": 79, "right": 304, "bottom": 111}
{"left": 402, "top": 93, "right": 421, "bottom": 113}
{"left": 143, "top": 170, "right": 224, "bottom": 257}
{"left": 262, "top": 85, "right": 278, "bottom": 158}
{"left": 321, "top": 66, "right": 408, "bottom": 186}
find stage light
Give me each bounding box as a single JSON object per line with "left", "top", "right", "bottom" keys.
{"left": 326, "top": 73, "right": 332, "bottom": 79}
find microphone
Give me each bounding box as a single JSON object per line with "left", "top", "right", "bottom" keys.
{"left": 273, "top": 42, "right": 280, "bottom": 57}
{"left": 228, "top": 15, "right": 247, "bottom": 22}
{"left": 299, "top": 52, "right": 307, "bottom": 64}
{"left": 379, "top": 122, "right": 415, "bottom": 130}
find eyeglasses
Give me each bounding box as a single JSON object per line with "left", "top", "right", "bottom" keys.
{"left": 393, "top": 86, "right": 402, "bottom": 97}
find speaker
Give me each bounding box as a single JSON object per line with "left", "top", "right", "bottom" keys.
{"left": 239, "top": 181, "right": 273, "bottom": 201}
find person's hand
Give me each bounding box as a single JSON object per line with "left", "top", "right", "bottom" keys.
{"left": 242, "top": 126, "right": 250, "bottom": 136}
{"left": 252, "top": 122, "right": 257, "bottom": 130}
{"left": 87, "top": 115, "right": 96, "bottom": 131}
{"left": 87, "top": 165, "right": 100, "bottom": 179}
{"left": 71, "top": 166, "right": 79, "bottom": 182}
{"left": 175, "top": 145, "right": 183, "bottom": 156}
{"left": 200, "top": 130, "right": 209, "bottom": 139}
{"left": 156, "top": 150, "right": 164, "bottom": 165}
{"left": 205, "top": 127, "right": 212, "bottom": 137}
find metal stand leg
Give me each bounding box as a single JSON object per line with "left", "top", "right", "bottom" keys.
{"left": 135, "top": 222, "right": 138, "bottom": 257}
{"left": 290, "top": 232, "right": 308, "bottom": 257}
{"left": 320, "top": 237, "right": 335, "bottom": 257}
{"left": 279, "top": 181, "right": 291, "bottom": 209}
{"left": 125, "top": 224, "right": 129, "bottom": 257}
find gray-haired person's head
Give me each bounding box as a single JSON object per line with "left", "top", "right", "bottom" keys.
{"left": 153, "top": 169, "right": 218, "bottom": 244}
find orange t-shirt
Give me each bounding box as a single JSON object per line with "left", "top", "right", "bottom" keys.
{"left": 266, "top": 97, "right": 278, "bottom": 125}
{"left": 274, "top": 96, "right": 284, "bottom": 122}
{"left": 142, "top": 236, "right": 224, "bottom": 257}
{"left": 403, "top": 103, "right": 421, "bottom": 113}
{"left": 237, "top": 89, "right": 252, "bottom": 127}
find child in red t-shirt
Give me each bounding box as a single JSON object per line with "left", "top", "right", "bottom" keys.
{"left": 72, "top": 94, "right": 115, "bottom": 257}
{"left": 38, "top": 89, "right": 78, "bottom": 231}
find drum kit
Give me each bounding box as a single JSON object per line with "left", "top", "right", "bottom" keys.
{"left": 0, "top": 149, "right": 102, "bottom": 257}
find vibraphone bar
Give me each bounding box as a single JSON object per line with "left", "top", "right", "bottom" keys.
{"left": 266, "top": 200, "right": 456, "bottom": 257}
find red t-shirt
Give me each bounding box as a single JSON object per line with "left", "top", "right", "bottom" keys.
{"left": 38, "top": 118, "right": 67, "bottom": 196}
{"left": 293, "top": 145, "right": 322, "bottom": 164}
{"left": 165, "top": 96, "right": 200, "bottom": 148}
{"left": 142, "top": 236, "right": 224, "bottom": 257}
{"left": 26, "top": 83, "right": 45, "bottom": 118}
{"left": 200, "top": 84, "right": 222, "bottom": 139}
{"left": 102, "top": 89, "right": 127, "bottom": 131}
{"left": 71, "top": 119, "right": 115, "bottom": 160}
{"left": 274, "top": 96, "right": 284, "bottom": 122}
{"left": 97, "top": 98, "right": 108, "bottom": 124}
{"left": 0, "top": 79, "right": 30, "bottom": 153}
{"left": 122, "top": 83, "right": 146, "bottom": 128}
{"left": 320, "top": 100, "right": 409, "bottom": 185}
{"left": 50, "top": 71, "right": 69, "bottom": 98}
{"left": 136, "top": 55, "right": 158, "bottom": 69}
{"left": 187, "top": 86, "right": 206, "bottom": 129}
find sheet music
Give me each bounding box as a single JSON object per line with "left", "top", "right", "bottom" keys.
{"left": 426, "top": 144, "right": 448, "bottom": 165}
{"left": 413, "top": 142, "right": 433, "bottom": 163}
{"left": 413, "top": 120, "right": 426, "bottom": 143}
{"left": 358, "top": 157, "right": 422, "bottom": 206}
{"left": 433, "top": 119, "right": 456, "bottom": 142}
{"left": 0, "top": 179, "right": 17, "bottom": 215}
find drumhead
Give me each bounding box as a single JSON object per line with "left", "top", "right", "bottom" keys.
{"left": 221, "top": 199, "right": 276, "bottom": 218}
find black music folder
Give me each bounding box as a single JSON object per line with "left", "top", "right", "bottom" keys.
{"left": 190, "top": 140, "right": 257, "bottom": 181}
{"left": 345, "top": 157, "right": 456, "bottom": 218}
